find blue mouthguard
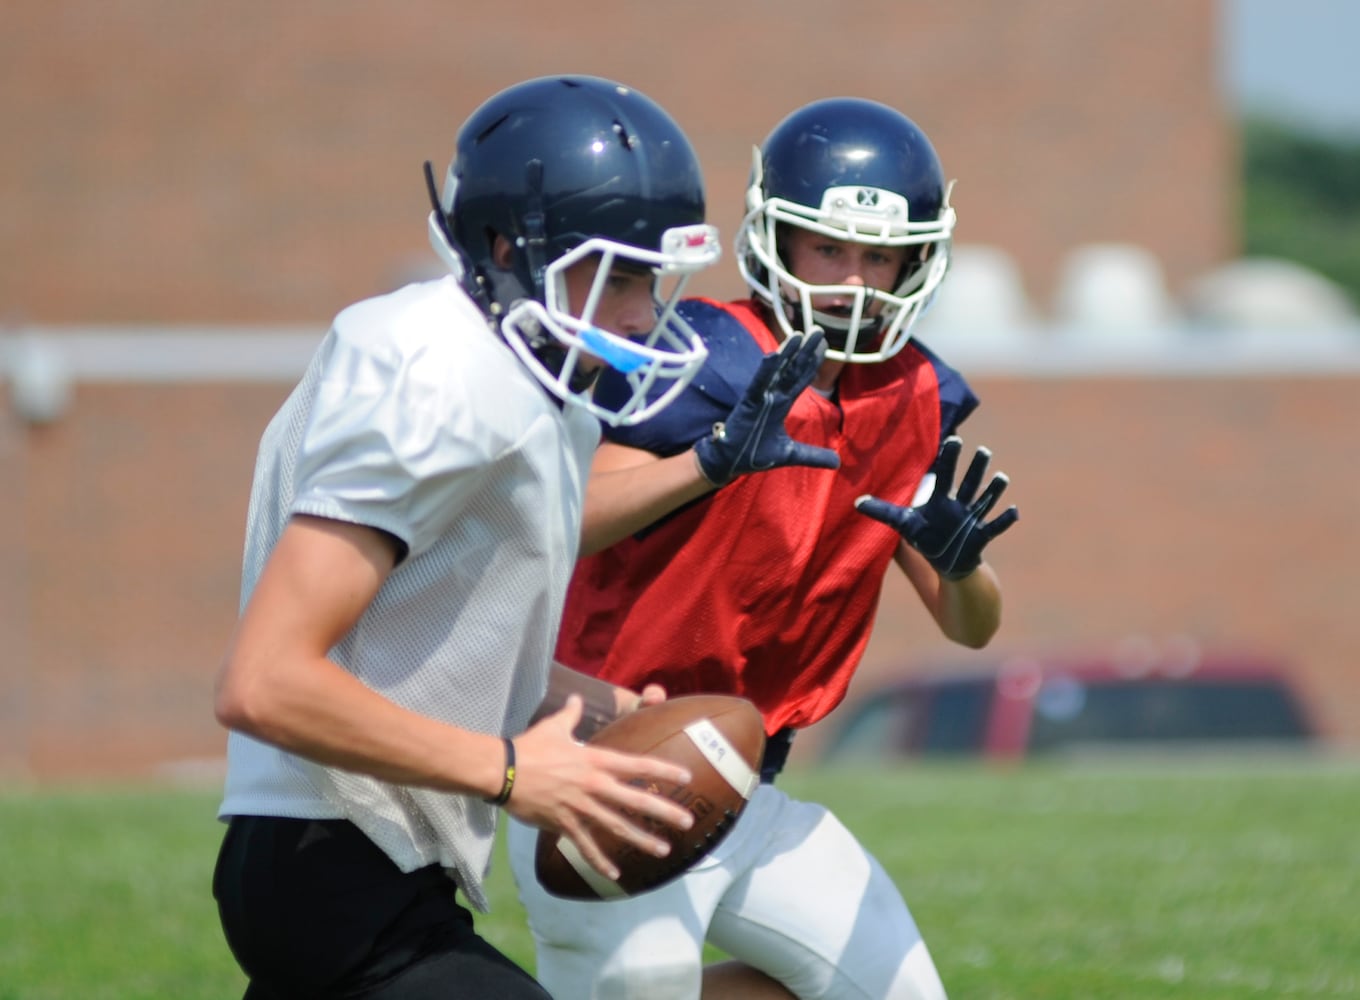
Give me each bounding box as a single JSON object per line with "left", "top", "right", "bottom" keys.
{"left": 578, "top": 327, "right": 650, "bottom": 374}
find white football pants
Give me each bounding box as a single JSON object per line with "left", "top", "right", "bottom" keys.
{"left": 506, "top": 784, "right": 947, "bottom": 1000}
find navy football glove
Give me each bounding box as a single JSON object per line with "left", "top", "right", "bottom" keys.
{"left": 693, "top": 332, "right": 841, "bottom": 486}
{"left": 855, "top": 436, "right": 1019, "bottom": 580}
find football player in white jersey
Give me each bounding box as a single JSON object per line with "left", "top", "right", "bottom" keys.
{"left": 211, "top": 75, "right": 725, "bottom": 999}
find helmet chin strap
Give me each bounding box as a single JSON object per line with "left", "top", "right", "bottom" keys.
{"left": 505, "top": 157, "right": 564, "bottom": 376}
{"left": 519, "top": 159, "right": 549, "bottom": 300}
{"left": 506, "top": 302, "right": 600, "bottom": 395}
{"left": 535, "top": 343, "right": 600, "bottom": 394}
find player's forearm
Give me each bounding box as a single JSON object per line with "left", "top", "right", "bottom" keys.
{"left": 532, "top": 662, "right": 644, "bottom": 741}
{"left": 580, "top": 449, "right": 714, "bottom": 555}
{"left": 215, "top": 649, "right": 507, "bottom": 799}
{"left": 895, "top": 541, "right": 1003, "bottom": 648}
{"left": 934, "top": 562, "right": 1002, "bottom": 647}
{"left": 213, "top": 515, "right": 510, "bottom": 796}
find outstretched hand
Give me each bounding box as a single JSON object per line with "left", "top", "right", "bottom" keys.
{"left": 503, "top": 695, "right": 695, "bottom": 881}
{"left": 855, "top": 436, "right": 1019, "bottom": 581}
{"left": 693, "top": 332, "right": 841, "bottom": 486}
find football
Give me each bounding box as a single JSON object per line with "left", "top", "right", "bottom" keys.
{"left": 535, "top": 693, "right": 766, "bottom": 900}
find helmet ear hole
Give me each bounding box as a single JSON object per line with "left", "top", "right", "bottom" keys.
{"left": 490, "top": 233, "right": 515, "bottom": 269}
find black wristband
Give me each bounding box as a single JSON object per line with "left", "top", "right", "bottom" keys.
{"left": 485, "top": 737, "right": 516, "bottom": 806}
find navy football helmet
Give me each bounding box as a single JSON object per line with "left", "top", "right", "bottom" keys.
{"left": 737, "top": 98, "right": 955, "bottom": 362}
{"left": 427, "top": 75, "right": 720, "bottom": 426}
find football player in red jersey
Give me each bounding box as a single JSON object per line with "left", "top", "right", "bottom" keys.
{"left": 509, "top": 98, "right": 1019, "bottom": 1000}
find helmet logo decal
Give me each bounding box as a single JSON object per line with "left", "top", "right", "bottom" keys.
{"left": 856, "top": 189, "right": 880, "bottom": 208}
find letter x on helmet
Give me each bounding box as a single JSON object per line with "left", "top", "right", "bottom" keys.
{"left": 737, "top": 97, "right": 956, "bottom": 363}
{"left": 426, "top": 75, "right": 720, "bottom": 426}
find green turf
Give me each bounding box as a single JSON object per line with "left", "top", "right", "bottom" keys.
{"left": 2, "top": 758, "right": 1356, "bottom": 998}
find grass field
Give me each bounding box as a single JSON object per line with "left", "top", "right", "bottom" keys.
{"left": 2, "top": 757, "right": 1357, "bottom": 999}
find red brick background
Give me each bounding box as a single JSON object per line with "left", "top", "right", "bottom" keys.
{"left": 2, "top": 1, "right": 1230, "bottom": 323}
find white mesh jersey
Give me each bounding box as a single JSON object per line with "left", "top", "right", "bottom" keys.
{"left": 218, "top": 276, "right": 601, "bottom": 911}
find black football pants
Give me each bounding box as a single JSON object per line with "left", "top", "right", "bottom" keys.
{"left": 214, "top": 815, "right": 550, "bottom": 999}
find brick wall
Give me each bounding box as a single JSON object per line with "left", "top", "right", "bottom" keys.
{"left": 0, "top": 382, "right": 287, "bottom": 778}
{"left": 2, "top": 0, "right": 1229, "bottom": 324}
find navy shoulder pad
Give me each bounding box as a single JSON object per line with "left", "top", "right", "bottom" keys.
{"left": 910, "top": 338, "right": 980, "bottom": 439}
{"left": 598, "top": 300, "right": 765, "bottom": 455}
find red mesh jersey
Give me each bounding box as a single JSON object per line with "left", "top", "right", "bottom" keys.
{"left": 556, "top": 299, "right": 944, "bottom": 734}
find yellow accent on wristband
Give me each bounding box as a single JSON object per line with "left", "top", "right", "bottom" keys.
{"left": 486, "top": 737, "right": 516, "bottom": 806}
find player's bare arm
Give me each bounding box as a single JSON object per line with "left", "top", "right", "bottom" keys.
{"left": 215, "top": 514, "right": 516, "bottom": 799}
{"left": 896, "top": 541, "right": 1003, "bottom": 648}
{"left": 215, "top": 515, "right": 696, "bottom": 851}
{"left": 531, "top": 661, "right": 668, "bottom": 740}
{"left": 581, "top": 441, "right": 715, "bottom": 556}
